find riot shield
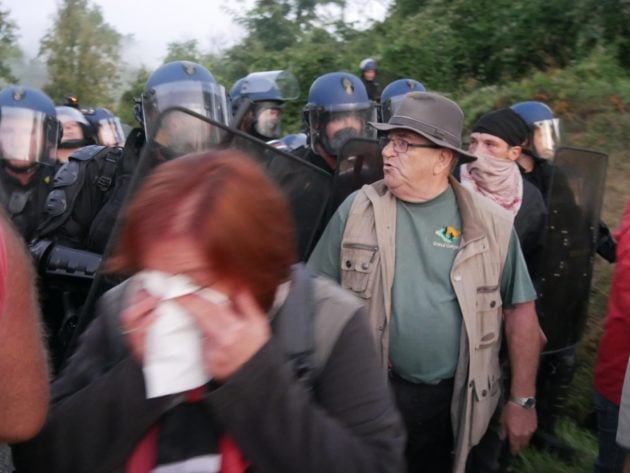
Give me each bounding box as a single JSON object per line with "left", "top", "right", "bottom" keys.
{"left": 331, "top": 137, "right": 383, "bottom": 213}
{"left": 66, "top": 108, "right": 331, "bottom": 360}
{"left": 536, "top": 146, "right": 608, "bottom": 352}
{"left": 134, "top": 107, "right": 332, "bottom": 258}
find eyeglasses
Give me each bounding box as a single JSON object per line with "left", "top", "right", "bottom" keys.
{"left": 378, "top": 136, "right": 441, "bottom": 154}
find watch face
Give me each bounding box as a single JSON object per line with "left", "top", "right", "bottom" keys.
{"left": 524, "top": 398, "right": 536, "bottom": 409}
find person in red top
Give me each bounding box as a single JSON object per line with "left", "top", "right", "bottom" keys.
{"left": 0, "top": 212, "right": 49, "bottom": 443}
{"left": 593, "top": 198, "right": 630, "bottom": 473}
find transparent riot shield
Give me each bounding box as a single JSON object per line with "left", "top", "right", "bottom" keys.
{"left": 536, "top": 146, "right": 608, "bottom": 352}
{"left": 135, "top": 107, "right": 332, "bottom": 258}
{"left": 65, "top": 107, "right": 332, "bottom": 360}
{"left": 331, "top": 137, "right": 383, "bottom": 213}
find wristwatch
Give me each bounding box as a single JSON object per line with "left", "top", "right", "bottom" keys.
{"left": 509, "top": 395, "right": 536, "bottom": 409}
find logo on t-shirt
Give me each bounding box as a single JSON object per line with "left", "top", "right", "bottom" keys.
{"left": 436, "top": 225, "right": 461, "bottom": 243}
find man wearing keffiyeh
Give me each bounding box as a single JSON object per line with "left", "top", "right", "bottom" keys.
{"left": 463, "top": 108, "right": 548, "bottom": 279}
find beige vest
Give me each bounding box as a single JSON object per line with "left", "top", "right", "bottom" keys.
{"left": 340, "top": 176, "right": 513, "bottom": 473}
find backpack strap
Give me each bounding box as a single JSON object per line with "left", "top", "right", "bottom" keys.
{"left": 273, "top": 263, "right": 362, "bottom": 389}
{"left": 272, "top": 263, "right": 316, "bottom": 387}
{"left": 36, "top": 146, "right": 121, "bottom": 238}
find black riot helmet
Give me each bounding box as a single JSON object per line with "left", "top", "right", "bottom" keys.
{"left": 0, "top": 86, "right": 60, "bottom": 168}
{"left": 141, "top": 61, "right": 229, "bottom": 139}
{"left": 303, "top": 72, "right": 376, "bottom": 159}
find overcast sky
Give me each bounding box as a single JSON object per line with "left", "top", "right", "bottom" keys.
{"left": 3, "top": 0, "right": 390, "bottom": 68}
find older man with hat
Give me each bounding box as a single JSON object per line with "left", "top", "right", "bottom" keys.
{"left": 308, "top": 92, "right": 545, "bottom": 472}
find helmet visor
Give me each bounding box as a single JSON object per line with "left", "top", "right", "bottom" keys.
{"left": 532, "top": 118, "right": 560, "bottom": 159}
{"left": 241, "top": 70, "right": 300, "bottom": 101}
{"left": 0, "top": 106, "right": 58, "bottom": 165}
{"left": 381, "top": 95, "right": 406, "bottom": 123}
{"left": 309, "top": 106, "right": 377, "bottom": 157}
{"left": 254, "top": 102, "right": 282, "bottom": 139}
{"left": 143, "top": 80, "right": 229, "bottom": 136}
{"left": 96, "top": 116, "right": 126, "bottom": 147}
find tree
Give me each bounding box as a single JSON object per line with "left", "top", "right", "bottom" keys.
{"left": 39, "top": 0, "right": 122, "bottom": 106}
{"left": 163, "top": 39, "right": 204, "bottom": 64}
{"left": 0, "top": 3, "right": 20, "bottom": 86}
{"left": 117, "top": 66, "right": 150, "bottom": 127}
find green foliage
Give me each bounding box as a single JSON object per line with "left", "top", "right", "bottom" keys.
{"left": 514, "top": 420, "right": 597, "bottom": 473}
{"left": 39, "top": 0, "right": 123, "bottom": 106}
{"left": 0, "top": 2, "right": 20, "bottom": 86}
{"left": 116, "top": 67, "right": 150, "bottom": 127}
{"left": 163, "top": 40, "right": 204, "bottom": 64}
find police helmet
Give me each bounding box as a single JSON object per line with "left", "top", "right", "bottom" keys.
{"left": 83, "top": 107, "right": 126, "bottom": 147}
{"left": 511, "top": 101, "right": 560, "bottom": 159}
{"left": 359, "top": 58, "right": 378, "bottom": 72}
{"left": 55, "top": 105, "right": 96, "bottom": 149}
{"left": 141, "top": 61, "right": 229, "bottom": 138}
{"left": 380, "top": 79, "right": 426, "bottom": 123}
{"left": 304, "top": 72, "right": 376, "bottom": 158}
{"left": 230, "top": 71, "right": 299, "bottom": 140}
{"left": 0, "top": 86, "right": 59, "bottom": 166}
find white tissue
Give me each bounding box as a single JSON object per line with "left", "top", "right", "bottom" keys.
{"left": 135, "top": 270, "right": 228, "bottom": 399}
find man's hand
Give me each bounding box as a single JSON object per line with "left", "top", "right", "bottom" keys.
{"left": 501, "top": 400, "right": 537, "bottom": 454}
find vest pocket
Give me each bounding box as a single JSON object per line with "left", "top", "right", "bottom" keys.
{"left": 340, "top": 242, "right": 379, "bottom": 298}
{"left": 475, "top": 286, "right": 502, "bottom": 349}
{"left": 469, "top": 374, "right": 501, "bottom": 445}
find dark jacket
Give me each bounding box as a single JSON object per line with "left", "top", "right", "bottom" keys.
{"left": 13, "top": 268, "right": 405, "bottom": 473}
{"left": 514, "top": 179, "right": 547, "bottom": 281}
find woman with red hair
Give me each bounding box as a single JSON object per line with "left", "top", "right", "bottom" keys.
{"left": 13, "top": 150, "right": 404, "bottom": 473}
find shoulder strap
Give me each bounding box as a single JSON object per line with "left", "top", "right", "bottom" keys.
{"left": 36, "top": 146, "right": 117, "bottom": 237}
{"left": 273, "top": 263, "right": 361, "bottom": 389}
{"left": 272, "top": 263, "right": 316, "bottom": 387}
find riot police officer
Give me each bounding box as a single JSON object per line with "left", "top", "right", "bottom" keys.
{"left": 512, "top": 100, "right": 614, "bottom": 459}
{"left": 359, "top": 58, "right": 381, "bottom": 102}
{"left": 230, "top": 70, "right": 299, "bottom": 142}
{"left": 511, "top": 101, "right": 561, "bottom": 198}
{"left": 380, "top": 78, "right": 425, "bottom": 122}
{"left": 83, "top": 107, "right": 126, "bottom": 147}
{"left": 33, "top": 61, "right": 230, "bottom": 370}
{"left": 299, "top": 71, "right": 376, "bottom": 174}
{"left": 512, "top": 100, "right": 616, "bottom": 262}
{"left": 55, "top": 105, "right": 96, "bottom": 163}
{"left": 0, "top": 86, "right": 59, "bottom": 241}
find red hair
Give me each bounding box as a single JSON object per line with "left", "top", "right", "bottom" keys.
{"left": 108, "top": 149, "right": 297, "bottom": 310}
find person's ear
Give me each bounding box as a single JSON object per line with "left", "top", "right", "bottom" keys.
{"left": 507, "top": 145, "right": 522, "bottom": 161}
{"left": 435, "top": 148, "right": 455, "bottom": 175}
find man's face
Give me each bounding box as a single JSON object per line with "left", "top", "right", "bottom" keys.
{"left": 533, "top": 126, "right": 555, "bottom": 159}
{"left": 468, "top": 132, "right": 520, "bottom": 161}
{"left": 255, "top": 106, "right": 282, "bottom": 138}
{"left": 381, "top": 130, "right": 443, "bottom": 196}
{"left": 325, "top": 113, "right": 363, "bottom": 139}
{"left": 0, "top": 116, "right": 42, "bottom": 164}
{"left": 363, "top": 69, "right": 376, "bottom": 81}
{"left": 59, "top": 118, "right": 84, "bottom": 142}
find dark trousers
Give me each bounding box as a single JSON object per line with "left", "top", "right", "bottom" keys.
{"left": 389, "top": 371, "right": 454, "bottom": 473}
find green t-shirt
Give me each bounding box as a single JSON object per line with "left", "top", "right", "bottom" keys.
{"left": 308, "top": 186, "right": 536, "bottom": 383}
{"left": 390, "top": 187, "right": 462, "bottom": 383}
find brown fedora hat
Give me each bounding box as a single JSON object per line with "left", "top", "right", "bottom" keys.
{"left": 370, "top": 91, "right": 476, "bottom": 163}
